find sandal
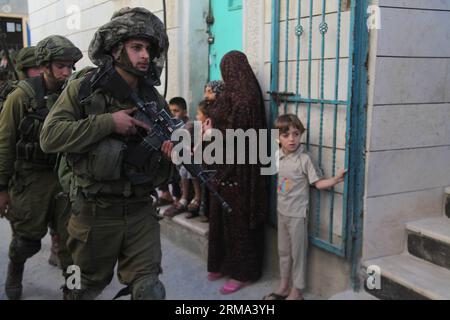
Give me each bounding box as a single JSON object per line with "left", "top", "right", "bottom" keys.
{"left": 163, "top": 199, "right": 188, "bottom": 218}
{"left": 187, "top": 199, "right": 201, "bottom": 213}
{"left": 263, "top": 292, "right": 288, "bottom": 300}
{"left": 219, "top": 280, "right": 249, "bottom": 295}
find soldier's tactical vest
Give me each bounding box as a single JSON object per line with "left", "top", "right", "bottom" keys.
{"left": 15, "top": 76, "right": 59, "bottom": 169}
{"left": 66, "top": 72, "right": 174, "bottom": 200}
{"left": 56, "top": 67, "right": 97, "bottom": 194}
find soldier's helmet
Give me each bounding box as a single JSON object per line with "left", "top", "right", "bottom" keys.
{"left": 35, "top": 35, "right": 83, "bottom": 67}
{"left": 88, "top": 7, "right": 169, "bottom": 85}
{"left": 15, "top": 46, "right": 38, "bottom": 72}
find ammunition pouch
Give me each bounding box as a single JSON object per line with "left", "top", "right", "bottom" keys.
{"left": 124, "top": 136, "right": 176, "bottom": 189}
{"left": 16, "top": 140, "right": 56, "bottom": 167}
{"left": 69, "top": 137, "right": 125, "bottom": 181}
{"left": 88, "top": 138, "right": 126, "bottom": 181}
{"left": 14, "top": 77, "right": 57, "bottom": 168}
{"left": 16, "top": 112, "right": 56, "bottom": 167}
{"left": 124, "top": 136, "right": 162, "bottom": 186}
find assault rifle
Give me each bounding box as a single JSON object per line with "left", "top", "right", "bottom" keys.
{"left": 90, "top": 62, "right": 232, "bottom": 213}
{"left": 129, "top": 92, "right": 232, "bottom": 214}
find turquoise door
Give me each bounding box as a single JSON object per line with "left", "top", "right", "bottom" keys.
{"left": 208, "top": 0, "right": 243, "bottom": 81}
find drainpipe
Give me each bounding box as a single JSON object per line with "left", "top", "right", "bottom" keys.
{"left": 349, "top": 0, "right": 369, "bottom": 291}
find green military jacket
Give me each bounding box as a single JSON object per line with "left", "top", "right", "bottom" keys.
{"left": 40, "top": 72, "right": 175, "bottom": 206}
{"left": 0, "top": 75, "right": 59, "bottom": 187}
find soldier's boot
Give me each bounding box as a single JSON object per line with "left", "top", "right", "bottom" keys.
{"left": 61, "top": 285, "right": 71, "bottom": 300}
{"left": 64, "top": 287, "right": 103, "bottom": 300}
{"left": 5, "top": 260, "right": 25, "bottom": 300}
{"left": 131, "top": 277, "right": 166, "bottom": 300}
{"left": 48, "top": 234, "right": 61, "bottom": 268}
{"left": 7, "top": 237, "right": 41, "bottom": 300}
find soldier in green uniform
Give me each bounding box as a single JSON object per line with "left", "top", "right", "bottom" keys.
{"left": 0, "top": 46, "right": 42, "bottom": 113}
{"left": 0, "top": 45, "right": 62, "bottom": 270}
{"left": 0, "top": 35, "right": 82, "bottom": 300}
{"left": 40, "top": 7, "right": 176, "bottom": 300}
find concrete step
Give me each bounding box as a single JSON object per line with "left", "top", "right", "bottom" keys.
{"left": 406, "top": 217, "right": 450, "bottom": 270}
{"left": 157, "top": 205, "right": 281, "bottom": 283}
{"left": 363, "top": 254, "right": 450, "bottom": 300}
{"left": 445, "top": 187, "right": 450, "bottom": 218}
{"left": 157, "top": 205, "right": 209, "bottom": 262}
{"left": 329, "top": 290, "right": 379, "bottom": 300}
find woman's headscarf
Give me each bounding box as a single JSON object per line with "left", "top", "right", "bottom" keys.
{"left": 211, "top": 51, "right": 266, "bottom": 131}
{"left": 205, "top": 80, "right": 225, "bottom": 96}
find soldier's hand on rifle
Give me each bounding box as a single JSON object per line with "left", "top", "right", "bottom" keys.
{"left": 112, "top": 108, "right": 150, "bottom": 136}
{"left": 161, "top": 140, "right": 174, "bottom": 161}
{"left": 0, "top": 191, "right": 11, "bottom": 218}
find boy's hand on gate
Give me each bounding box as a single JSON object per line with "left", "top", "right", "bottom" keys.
{"left": 336, "top": 169, "right": 348, "bottom": 183}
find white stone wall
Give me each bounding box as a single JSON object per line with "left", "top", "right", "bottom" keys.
{"left": 27, "top": 0, "right": 209, "bottom": 112}
{"left": 28, "top": 1, "right": 164, "bottom": 67}
{"left": 363, "top": 0, "right": 450, "bottom": 260}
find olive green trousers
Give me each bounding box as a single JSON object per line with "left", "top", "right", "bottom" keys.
{"left": 66, "top": 199, "right": 162, "bottom": 299}
{"left": 7, "top": 169, "right": 72, "bottom": 270}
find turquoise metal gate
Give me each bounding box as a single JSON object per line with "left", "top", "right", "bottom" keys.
{"left": 270, "top": 0, "right": 368, "bottom": 258}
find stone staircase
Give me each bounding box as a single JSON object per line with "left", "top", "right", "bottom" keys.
{"left": 363, "top": 188, "right": 450, "bottom": 300}
{"left": 157, "top": 205, "right": 209, "bottom": 261}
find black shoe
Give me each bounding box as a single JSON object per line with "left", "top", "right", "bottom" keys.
{"left": 5, "top": 261, "right": 24, "bottom": 300}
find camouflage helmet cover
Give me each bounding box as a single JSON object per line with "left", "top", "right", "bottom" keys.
{"left": 88, "top": 7, "right": 169, "bottom": 83}
{"left": 35, "top": 35, "right": 83, "bottom": 66}
{"left": 15, "top": 46, "right": 38, "bottom": 72}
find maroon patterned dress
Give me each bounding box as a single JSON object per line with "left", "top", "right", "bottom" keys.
{"left": 207, "top": 51, "right": 269, "bottom": 282}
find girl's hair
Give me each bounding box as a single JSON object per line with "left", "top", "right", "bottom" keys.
{"left": 198, "top": 100, "right": 212, "bottom": 118}
{"left": 275, "top": 114, "right": 306, "bottom": 134}
{"left": 204, "top": 80, "right": 225, "bottom": 95}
